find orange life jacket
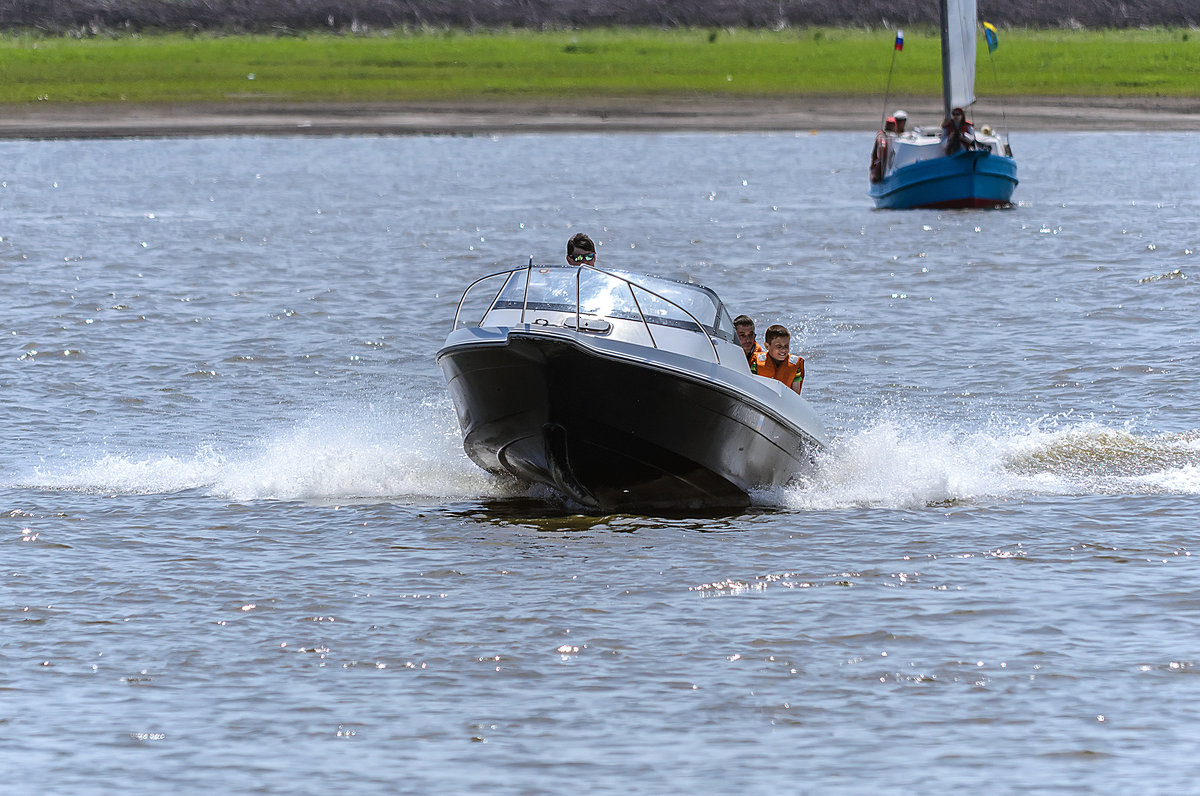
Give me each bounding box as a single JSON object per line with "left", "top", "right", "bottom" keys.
{"left": 753, "top": 352, "right": 805, "bottom": 392}
{"left": 744, "top": 341, "right": 765, "bottom": 366}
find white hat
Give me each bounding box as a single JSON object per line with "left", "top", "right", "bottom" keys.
{"left": 894, "top": 109, "right": 908, "bottom": 120}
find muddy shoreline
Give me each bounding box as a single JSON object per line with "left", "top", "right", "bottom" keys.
{"left": 2, "top": 95, "right": 1197, "bottom": 138}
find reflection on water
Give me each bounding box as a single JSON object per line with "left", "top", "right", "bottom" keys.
{"left": 447, "top": 497, "right": 783, "bottom": 529}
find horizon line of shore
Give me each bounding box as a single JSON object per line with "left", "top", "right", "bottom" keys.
{"left": 1, "top": 96, "right": 1197, "bottom": 139}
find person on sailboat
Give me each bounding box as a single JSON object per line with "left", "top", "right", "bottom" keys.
{"left": 870, "top": 118, "right": 897, "bottom": 182}
{"left": 941, "top": 107, "right": 976, "bottom": 154}
{"left": 893, "top": 110, "right": 908, "bottom": 134}
{"left": 566, "top": 233, "right": 597, "bottom": 266}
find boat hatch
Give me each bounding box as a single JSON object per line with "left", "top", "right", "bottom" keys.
{"left": 562, "top": 316, "right": 612, "bottom": 334}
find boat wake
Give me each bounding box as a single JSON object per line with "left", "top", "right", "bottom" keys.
{"left": 12, "top": 403, "right": 1200, "bottom": 511}
{"left": 15, "top": 398, "right": 509, "bottom": 504}
{"left": 776, "top": 415, "right": 1200, "bottom": 511}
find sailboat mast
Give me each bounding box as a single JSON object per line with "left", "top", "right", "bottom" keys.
{"left": 939, "top": 0, "right": 952, "bottom": 121}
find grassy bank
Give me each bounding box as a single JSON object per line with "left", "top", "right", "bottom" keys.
{"left": 1, "top": 27, "right": 1197, "bottom": 105}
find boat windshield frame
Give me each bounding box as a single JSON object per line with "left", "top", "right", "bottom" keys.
{"left": 451, "top": 264, "right": 735, "bottom": 356}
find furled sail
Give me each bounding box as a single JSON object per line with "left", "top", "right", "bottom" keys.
{"left": 942, "top": 0, "right": 977, "bottom": 113}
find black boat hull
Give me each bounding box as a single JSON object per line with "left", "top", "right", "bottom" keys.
{"left": 438, "top": 331, "right": 823, "bottom": 513}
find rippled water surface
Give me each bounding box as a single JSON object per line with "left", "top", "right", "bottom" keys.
{"left": 4, "top": 131, "right": 1199, "bottom": 793}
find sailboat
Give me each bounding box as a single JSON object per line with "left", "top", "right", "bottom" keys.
{"left": 868, "top": 0, "right": 1018, "bottom": 209}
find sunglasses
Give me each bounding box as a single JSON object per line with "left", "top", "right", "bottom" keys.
{"left": 570, "top": 252, "right": 595, "bottom": 263}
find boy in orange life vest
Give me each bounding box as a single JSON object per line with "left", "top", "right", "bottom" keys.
{"left": 752, "top": 324, "right": 805, "bottom": 395}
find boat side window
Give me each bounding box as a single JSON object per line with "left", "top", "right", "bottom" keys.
{"left": 577, "top": 268, "right": 644, "bottom": 318}
{"left": 492, "top": 267, "right": 639, "bottom": 316}
{"left": 605, "top": 269, "right": 733, "bottom": 341}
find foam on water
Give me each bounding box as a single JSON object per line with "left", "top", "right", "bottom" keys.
{"left": 778, "top": 415, "right": 1200, "bottom": 510}
{"left": 14, "top": 398, "right": 1200, "bottom": 511}
{"left": 16, "top": 398, "right": 505, "bottom": 503}
{"left": 206, "top": 405, "right": 500, "bottom": 503}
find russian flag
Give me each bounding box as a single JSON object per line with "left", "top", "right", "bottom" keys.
{"left": 894, "top": 30, "right": 904, "bottom": 51}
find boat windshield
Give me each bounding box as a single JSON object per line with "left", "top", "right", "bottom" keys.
{"left": 491, "top": 266, "right": 734, "bottom": 340}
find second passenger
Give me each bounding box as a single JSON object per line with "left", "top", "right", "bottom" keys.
{"left": 752, "top": 324, "right": 805, "bottom": 395}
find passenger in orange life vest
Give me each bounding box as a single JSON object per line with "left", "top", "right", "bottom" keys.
{"left": 752, "top": 324, "right": 805, "bottom": 395}
{"left": 733, "top": 314, "right": 764, "bottom": 367}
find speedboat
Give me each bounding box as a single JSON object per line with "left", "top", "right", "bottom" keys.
{"left": 868, "top": 0, "right": 1018, "bottom": 209}
{"left": 436, "top": 262, "right": 829, "bottom": 513}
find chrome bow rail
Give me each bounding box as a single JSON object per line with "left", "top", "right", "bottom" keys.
{"left": 450, "top": 262, "right": 722, "bottom": 364}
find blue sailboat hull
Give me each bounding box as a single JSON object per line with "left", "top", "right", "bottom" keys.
{"left": 870, "top": 148, "right": 1018, "bottom": 210}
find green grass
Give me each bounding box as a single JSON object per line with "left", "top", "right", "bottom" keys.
{"left": 0, "top": 27, "right": 1197, "bottom": 105}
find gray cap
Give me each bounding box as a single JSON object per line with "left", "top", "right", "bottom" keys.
{"left": 893, "top": 109, "right": 908, "bottom": 120}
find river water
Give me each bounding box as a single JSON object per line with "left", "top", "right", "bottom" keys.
{"left": 3, "top": 131, "right": 1199, "bottom": 793}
